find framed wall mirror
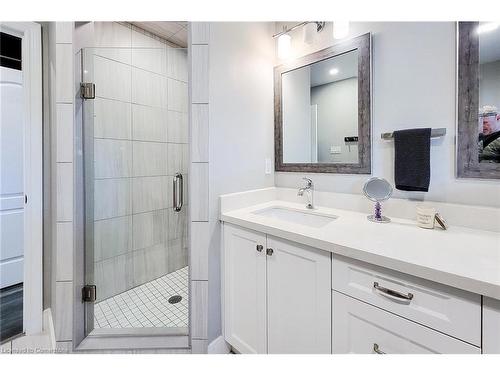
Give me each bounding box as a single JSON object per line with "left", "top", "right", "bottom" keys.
{"left": 274, "top": 33, "right": 371, "bottom": 173}
{"left": 457, "top": 22, "right": 500, "bottom": 179}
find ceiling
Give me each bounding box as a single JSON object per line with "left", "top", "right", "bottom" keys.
{"left": 130, "top": 21, "right": 188, "bottom": 47}
{"left": 310, "top": 50, "right": 358, "bottom": 87}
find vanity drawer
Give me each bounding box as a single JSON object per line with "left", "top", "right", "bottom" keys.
{"left": 332, "top": 255, "right": 481, "bottom": 346}
{"left": 333, "top": 291, "right": 480, "bottom": 354}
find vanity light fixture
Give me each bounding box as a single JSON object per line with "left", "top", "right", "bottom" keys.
{"left": 329, "top": 68, "right": 339, "bottom": 75}
{"left": 333, "top": 21, "right": 349, "bottom": 39}
{"left": 477, "top": 22, "right": 500, "bottom": 34}
{"left": 277, "top": 33, "right": 292, "bottom": 59}
{"left": 274, "top": 22, "right": 326, "bottom": 59}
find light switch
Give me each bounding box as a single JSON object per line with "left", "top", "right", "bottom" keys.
{"left": 265, "top": 158, "right": 272, "bottom": 174}
{"left": 330, "top": 146, "right": 342, "bottom": 154}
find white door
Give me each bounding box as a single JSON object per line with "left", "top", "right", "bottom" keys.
{"left": 0, "top": 22, "right": 43, "bottom": 335}
{"left": 0, "top": 35, "right": 24, "bottom": 289}
{"left": 223, "top": 224, "right": 267, "bottom": 354}
{"left": 266, "top": 236, "right": 331, "bottom": 354}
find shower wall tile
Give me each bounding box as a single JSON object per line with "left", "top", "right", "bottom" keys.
{"left": 131, "top": 67, "right": 168, "bottom": 108}
{"left": 191, "top": 281, "right": 208, "bottom": 339}
{"left": 132, "top": 105, "right": 168, "bottom": 142}
{"left": 93, "top": 47, "right": 132, "bottom": 66}
{"left": 167, "top": 238, "right": 188, "bottom": 274}
{"left": 56, "top": 44, "right": 73, "bottom": 103}
{"left": 191, "top": 45, "right": 209, "bottom": 104}
{"left": 168, "top": 209, "right": 187, "bottom": 241}
{"left": 55, "top": 22, "right": 73, "bottom": 43}
{"left": 132, "top": 176, "right": 169, "bottom": 213}
{"left": 167, "top": 110, "right": 188, "bottom": 144}
{"left": 55, "top": 282, "right": 73, "bottom": 341}
{"left": 191, "top": 22, "right": 210, "bottom": 45}
{"left": 94, "top": 56, "right": 131, "bottom": 102}
{"left": 94, "top": 139, "right": 132, "bottom": 179}
{"left": 167, "top": 79, "right": 188, "bottom": 112}
{"left": 191, "top": 222, "right": 209, "bottom": 281}
{"left": 191, "top": 339, "right": 208, "bottom": 354}
{"left": 94, "top": 98, "right": 132, "bottom": 140}
{"left": 56, "top": 103, "right": 74, "bottom": 162}
{"left": 191, "top": 104, "right": 209, "bottom": 162}
{"left": 56, "top": 163, "right": 73, "bottom": 221}
{"left": 132, "top": 210, "right": 168, "bottom": 251}
{"left": 133, "top": 243, "right": 168, "bottom": 285}
{"left": 94, "top": 22, "right": 132, "bottom": 64}
{"left": 56, "top": 222, "right": 73, "bottom": 281}
{"left": 167, "top": 143, "right": 189, "bottom": 175}
{"left": 132, "top": 48, "right": 167, "bottom": 76}
{"left": 94, "top": 216, "right": 133, "bottom": 262}
{"left": 132, "top": 141, "right": 168, "bottom": 176}
{"left": 190, "top": 163, "right": 209, "bottom": 221}
{"left": 167, "top": 48, "right": 188, "bottom": 82}
{"left": 94, "top": 253, "right": 132, "bottom": 301}
{"left": 94, "top": 178, "right": 132, "bottom": 220}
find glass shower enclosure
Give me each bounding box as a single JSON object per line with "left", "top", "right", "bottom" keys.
{"left": 79, "top": 45, "right": 189, "bottom": 338}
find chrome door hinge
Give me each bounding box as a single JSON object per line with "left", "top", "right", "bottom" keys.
{"left": 82, "top": 285, "right": 96, "bottom": 303}
{"left": 80, "top": 82, "right": 95, "bottom": 99}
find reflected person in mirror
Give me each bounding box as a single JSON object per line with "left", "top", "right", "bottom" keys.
{"left": 479, "top": 105, "right": 500, "bottom": 163}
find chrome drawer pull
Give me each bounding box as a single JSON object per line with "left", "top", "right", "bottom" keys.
{"left": 373, "top": 343, "right": 385, "bottom": 354}
{"left": 373, "top": 282, "right": 414, "bottom": 301}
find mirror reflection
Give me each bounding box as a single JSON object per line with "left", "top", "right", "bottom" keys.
{"left": 478, "top": 22, "right": 500, "bottom": 163}
{"left": 282, "top": 50, "right": 359, "bottom": 164}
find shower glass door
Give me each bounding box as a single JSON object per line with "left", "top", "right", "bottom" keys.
{"left": 80, "top": 45, "right": 189, "bottom": 336}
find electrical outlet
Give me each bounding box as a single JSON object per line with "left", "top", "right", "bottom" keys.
{"left": 330, "top": 146, "right": 342, "bottom": 154}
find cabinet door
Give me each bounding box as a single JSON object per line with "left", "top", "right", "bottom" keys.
{"left": 266, "top": 236, "right": 331, "bottom": 354}
{"left": 483, "top": 297, "right": 500, "bottom": 354}
{"left": 333, "top": 291, "right": 480, "bottom": 354}
{"left": 223, "top": 224, "right": 267, "bottom": 354}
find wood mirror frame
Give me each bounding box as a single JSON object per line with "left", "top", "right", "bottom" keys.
{"left": 457, "top": 22, "right": 500, "bottom": 179}
{"left": 274, "top": 32, "right": 372, "bottom": 174}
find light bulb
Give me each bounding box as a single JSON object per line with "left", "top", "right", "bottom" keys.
{"left": 303, "top": 22, "right": 317, "bottom": 44}
{"left": 329, "top": 68, "right": 339, "bottom": 75}
{"left": 277, "top": 34, "right": 292, "bottom": 60}
{"left": 333, "top": 21, "right": 349, "bottom": 39}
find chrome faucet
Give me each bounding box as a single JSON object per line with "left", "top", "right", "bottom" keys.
{"left": 297, "top": 177, "right": 314, "bottom": 209}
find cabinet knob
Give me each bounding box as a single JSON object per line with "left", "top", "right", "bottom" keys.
{"left": 256, "top": 244, "right": 263, "bottom": 252}
{"left": 266, "top": 248, "right": 274, "bottom": 256}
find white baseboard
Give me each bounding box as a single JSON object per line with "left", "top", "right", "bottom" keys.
{"left": 208, "top": 335, "right": 231, "bottom": 354}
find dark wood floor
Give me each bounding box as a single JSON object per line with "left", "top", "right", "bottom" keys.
{"left": 0, "top": 283, "right": 23, "bottom": 342}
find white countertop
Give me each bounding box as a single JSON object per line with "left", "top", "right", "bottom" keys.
{"left": 221, "top": 200, "right": 500, "bottom": 299}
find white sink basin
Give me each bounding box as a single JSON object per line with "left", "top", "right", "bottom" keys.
{"left": 252, "top": 206, "right": 338, "bottom": 228}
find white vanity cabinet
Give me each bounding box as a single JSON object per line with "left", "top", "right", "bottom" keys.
{"left": 332, "top": 255, "right": 481, "bottom": 354}
{"left": 483, "top": 297, "right": 500, "bottom": 354}
{"left": 223, "top": 224, "right": 331, "bottom": 354}
{"left": 221, "top": 220, "right": 498, "bottom": 354}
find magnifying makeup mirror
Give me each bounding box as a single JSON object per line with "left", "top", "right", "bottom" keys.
{"left": 363, "top": 177, "right": 393, "bottom": 223}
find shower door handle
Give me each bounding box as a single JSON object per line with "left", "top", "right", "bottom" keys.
{"left": 173, "top": 173, "right": 183, "bottom": 212}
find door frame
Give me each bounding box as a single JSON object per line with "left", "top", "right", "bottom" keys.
{"left": 0, "top": 22, "right": 43, "bottom": 335}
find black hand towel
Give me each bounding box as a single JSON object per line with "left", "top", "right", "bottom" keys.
{"left": 394, "top": 128, "right": 431, "bottom": 192}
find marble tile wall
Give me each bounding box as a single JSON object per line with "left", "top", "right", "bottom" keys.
{"left": 91, "top": 22, "right": 189, "bottom": 302}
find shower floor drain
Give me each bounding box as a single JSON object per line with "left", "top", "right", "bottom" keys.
{"left": 168, "top": 295, "right": 182, "bottom": 304}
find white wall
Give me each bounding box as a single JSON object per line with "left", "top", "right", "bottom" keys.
{"left": 275, "top": 22, "right": 500, "bottom": 208}
{"left": 311, "top": 77, "right": 358, "bottom": 163}
{"left": 282, "top": 66, "right": 312, "bottom": 162}
{"left": 208, "top": 22, "right": 275, "bottom": 341}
